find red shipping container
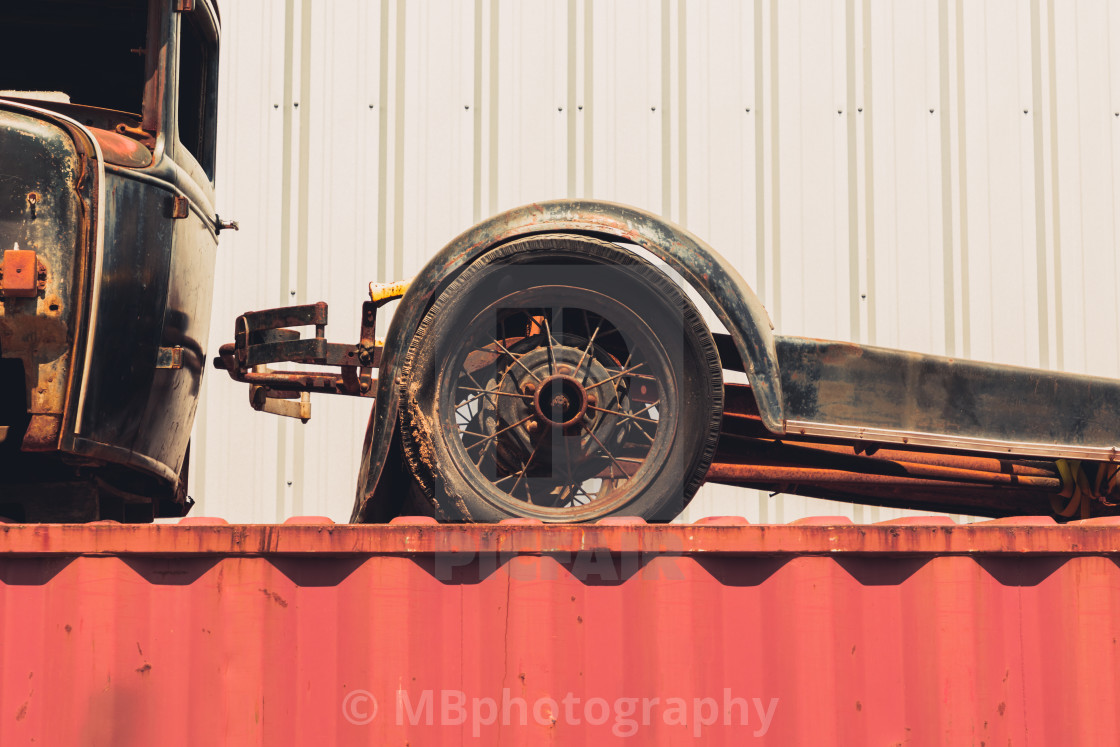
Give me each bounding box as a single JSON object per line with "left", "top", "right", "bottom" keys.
{"left": 1, "top": 514, "right": 1118, "bottom": 745}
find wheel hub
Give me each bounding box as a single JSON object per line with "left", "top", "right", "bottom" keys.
{"left": 533, "top": 374, "right": 587, "bottom": 430}
{"left": 482, "top": 336, "right": 628, "bottom": 475}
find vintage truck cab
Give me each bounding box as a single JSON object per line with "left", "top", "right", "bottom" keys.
{"left": 0, "top": 0, "right": 228, "bottom": 521}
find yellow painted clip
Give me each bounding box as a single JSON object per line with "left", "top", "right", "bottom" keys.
{"left": 369, "top": 279, "right": 411, "bottom": 305}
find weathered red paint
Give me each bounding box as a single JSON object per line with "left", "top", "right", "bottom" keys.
{"left": 2, "top": 515, "right": 1119, "bottom": 744}
{"left": 88, "top": 127, "right": 153, "bottom": 169}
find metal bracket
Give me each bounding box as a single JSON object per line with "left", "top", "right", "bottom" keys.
{"left": 215, "top": 215, "right": 240, "bottom": 234}
{"left": 214, "top": 302, "right": 382, "bottom": 423}
{"left": 369, "top": 280, "right": 410, "bottom": 305}
{"left": 251, "top": 384, "right": 311, "bottom": 423}
{"left": 0, "top": 247, "right": 47, "bottom": 299}
{"left": 171, "top": 196, "right": 189, "bottom": 219}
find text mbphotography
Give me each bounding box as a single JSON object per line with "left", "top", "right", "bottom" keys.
{"left": 343, "top": 687, "right": 778, "bottom": 737}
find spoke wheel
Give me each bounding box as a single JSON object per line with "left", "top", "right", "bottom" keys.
{"left": 399, "top": 234, "right": 722, "bottom": 522}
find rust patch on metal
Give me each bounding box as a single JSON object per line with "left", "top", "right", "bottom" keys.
{"left": 404, "top": 384, "right": 438, "bottom": 475}
{"left": 402, "top": 384, "right": 472, "bottom": 521}
{"left": 88, "top": 126, "right": 153, "bottom": 169}
{"left": 21, "top": 414, "right": 61, "bottom": 451}
{"left": 258, "top": 588, "right": 288, "bottom": 608}
{"left": 818, "top": 340, "right": 865, "bottom": 365}
{"left": 42, "top": 296, "right": 63, "bottom": 316}
{"left": 0, "top": 314, "right": 69, "bottom": 362}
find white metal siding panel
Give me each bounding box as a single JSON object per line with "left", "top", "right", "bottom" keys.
{"left": 293, "top": 0, "right": 385, "bottom": 519}
{"left": 1055, "top": 0, "right": 1120, "bottom": 379}
{"left": 194, "top": 0, "right": 289, "bottom": 522}
{"left": 192, "top": 0, "right": 1118, "bottom": 525}
{"left": 494, "top": 0, "right": 568, "bottom": 209}
{"left": 589, "top": 0, "right": 666, "bottom": 214}
{"left": 866, "top": 0, "right": 946, "bottom": 357}
{"left": 772, "top": 1, "right": 852, "bottom": 341}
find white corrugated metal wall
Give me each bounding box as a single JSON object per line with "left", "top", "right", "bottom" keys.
{"left": 191, "top": 0, "right": 1120, "bottom": 524}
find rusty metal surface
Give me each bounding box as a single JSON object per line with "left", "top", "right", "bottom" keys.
{"left": 0, "top": 249, "right": 46, "bottom": 298}
{"left": 2, "top": 517, "right": 1120, "bottom": 744}
{"left": 214, "top": 301, "right": 380, "bottom": 408}
{"left": 708, "top": 461, "right": 1061, "bottom": 491}
{"left": 715, "top": 382, "right": 1120, "bottom": 519}
{"left": 2, "top": 514, "right": 1120, "bottom": 554}
{"left": 87, "top": 127, "right": 152, "bottom": 169}
{"left": 352, "top": 200, "right": 784, "bottom": 522}
{"left": 368, "top": 279, "right": 410, "bottom": 304}
{"left": 0, "top": 0, "right": 223, "bottom": 520}
{"left": 0, "top": 102, "right": 94, "bottom": 460}
{"left": 777, "top": 335, "right": 1120, "bottom": 462}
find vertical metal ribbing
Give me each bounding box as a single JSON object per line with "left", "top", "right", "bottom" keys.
{"left": 861, "top": 0, "right": 876, "bottom": 345}
{"left": 661, "top": 0, "right": 672, "bottom": 218}
{"left": 1044, "top": 0, "right": 1063, "bottom": 369}
{"left": 487, "top": 0, "right": 499, "bottom": 213}
{"left": 677, "top": 0, "right": 688, "bottom": 226}
{"left": 291, "top": 0, "right": 313, "bottom": 516}
{"left": 938, "top": 0, "right": 956, "bottom": 356}
{"left": 845, "top": 0, "right": 860, "bottom": 341}
{"left": 567, "top": 0, "right": 577, "bottom": 198}
{"left": 392, "top": 1, "right": 406, "bottom": 286}
{"left": 953, "top": 0, "right": 971, "bottom": 358}
{"left": 583, "top": 0, "right": 594, "bottom": 197}
{"left": 376, "top": 0, "right": 390, "bottom": 287}
{"left": 276, "top": 0, "right": 296, "bottom": 518}
{"left": 769, "top": 0, "right": 781, "bottom": 322}
{"left": 754, "top": 0, "right": 766, "bottom": 309}
{"left": 1029, "top": 0, "right": 1050, "bottom": 368}
{"left": 473, "top": 0, "right": 484, "bottom": 221}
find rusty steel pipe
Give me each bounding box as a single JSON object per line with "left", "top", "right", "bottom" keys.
{"left": 713, "top": 440, "right": 1061, "bottom": 488}
{"left": 762, "top": 482, "right": 1064, "bottom": 517}
{"left": 705, "top": 462, "right": 1064, "bottom": 492}
{"left": 718, "top": 424, "right": 1058, "bottom": 483}
{"left": 738, "top": 438, "right": 1057, "bottom": 479}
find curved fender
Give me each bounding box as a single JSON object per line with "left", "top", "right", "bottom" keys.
{"left": 352, "top": 199, "right": 784, "bottom": 521}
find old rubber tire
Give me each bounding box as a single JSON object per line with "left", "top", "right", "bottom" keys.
{"left": 399, "top": 234, "right": 722, "bottom": 522}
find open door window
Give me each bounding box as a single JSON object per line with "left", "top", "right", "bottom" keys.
{"left": 176, "top": 4, "right": 219, "bottom": 180}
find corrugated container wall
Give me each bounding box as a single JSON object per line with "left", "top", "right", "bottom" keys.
{"left": 5, "top": 517, "right": 1120, "bottom": 744}
{"left": 191, "top": 0, "right": 1120, "bottom": 523}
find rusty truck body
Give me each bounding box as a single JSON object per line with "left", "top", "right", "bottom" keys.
{"left": 0, "top": 0, "right": 230, "bottom": 521}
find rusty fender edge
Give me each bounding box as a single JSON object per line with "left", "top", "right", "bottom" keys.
{"left": 5, "top": 517, "right": 1120, "bottom": 556}
{"left": 352, "top": 200, "right": 785, "bottom": 521}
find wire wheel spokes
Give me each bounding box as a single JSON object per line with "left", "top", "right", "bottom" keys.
{"left": 443, "top": 289, "right": 677, "bottom": 517}
{"left": 402, "top": 235, "right": 723, "bottom": 523}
